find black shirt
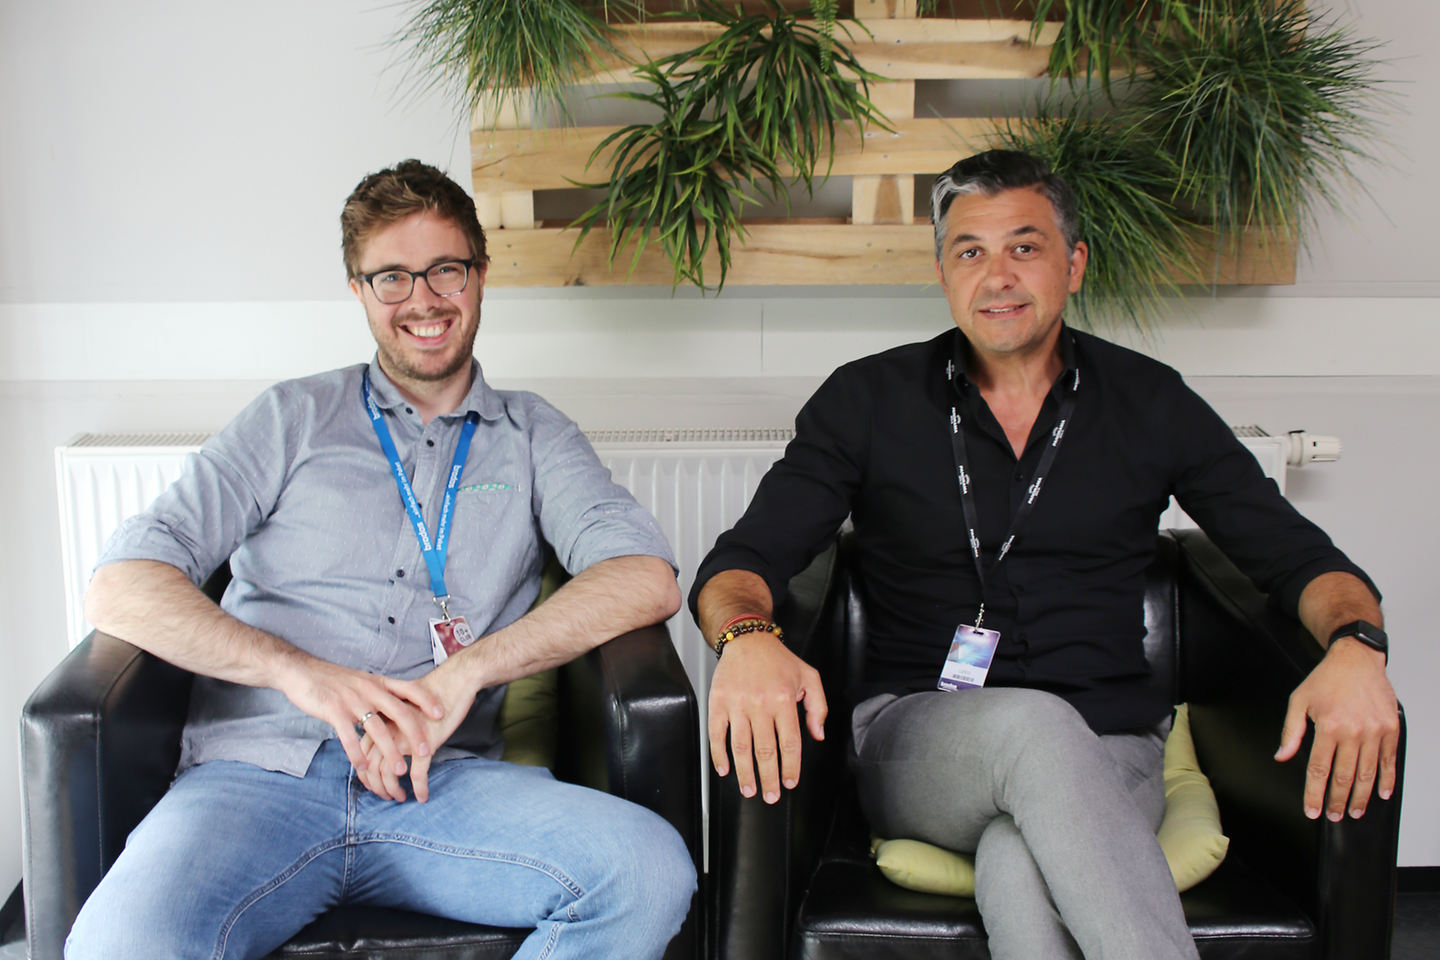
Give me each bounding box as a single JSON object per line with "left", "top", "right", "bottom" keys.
{"left": 691, "top": 327, "right": 1377, "bottom": 733}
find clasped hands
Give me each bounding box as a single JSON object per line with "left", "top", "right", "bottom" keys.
{"left": 280, "top": 655, "right": 472, "bottom": 803}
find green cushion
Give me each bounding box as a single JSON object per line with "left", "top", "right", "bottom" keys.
{"left": 496, "top": 552, "right": 569, "bottom": 771}
{"left": 873, "top": 702, "right": 1229, "bottom": 897}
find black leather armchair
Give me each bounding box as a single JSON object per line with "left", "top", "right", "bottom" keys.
{"left": 708, "top": 530, "right": 1405, "bottom": 960}
{"left": 21, "top": 566, "right": 703, "bottom": 960}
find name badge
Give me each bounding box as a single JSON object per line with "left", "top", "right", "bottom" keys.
{"left": 938, "top": 623, "right": 1001, "bottom": 691}
{"left": 429, "top": 616, "right": 476, "bottom": 666}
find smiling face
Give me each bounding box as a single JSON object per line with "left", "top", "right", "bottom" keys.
{"left": 934, "top": 186, "right": 1088, "bottom": 363}
{"left": 349, "top": 210, "right": 487, "bottom": 392}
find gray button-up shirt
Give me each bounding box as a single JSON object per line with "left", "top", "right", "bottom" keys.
{"left": 97, "top": 357, "right": 677, "bottom": 777}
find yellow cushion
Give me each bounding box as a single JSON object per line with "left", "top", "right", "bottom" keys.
{"left": 496, "top": 552, "right": 569, "bottom": 771}
{"left": 497, "top": 668, "right": 559, "bottom": 769}
{"left": 1158, "top": 703, "right": 1231, "bottom": 891}
{"left": 873, "top": 703, "right": 1228, "bottom": 897}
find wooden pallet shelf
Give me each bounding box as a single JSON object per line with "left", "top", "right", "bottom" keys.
{"left": 486, "top": 222, "right": 1295, "bottom": 288}
{"left": 470, "top": 4, "right": 1298, "bottom": 289}
{"left": 473, "top": 117, "right": 1000, "bottom": 190}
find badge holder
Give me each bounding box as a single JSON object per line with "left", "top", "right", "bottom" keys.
{"left": 938, "top": 605, "right": 1001, "bottom": 691}
{"left": 428, "top": 596, "right": 476, "bottom": 665}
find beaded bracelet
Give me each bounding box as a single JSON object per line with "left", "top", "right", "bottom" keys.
{"left": 714, "top": 617, "right": 783, "bottom": 659}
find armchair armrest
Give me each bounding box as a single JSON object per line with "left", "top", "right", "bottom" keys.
{"left": 1172, "top": 529, "right": 1404, "bottom": 960}
{"left": 20, "top": 632, "right": 195, "bottom": 960}
{"left": 556, "top": 623, "right": 703, "bottom": 960}
{"left": 708, "top": 540, "right": 846, "bottom": 960}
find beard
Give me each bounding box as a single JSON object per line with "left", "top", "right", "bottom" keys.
{"left": 371, "top": 299, "right": 481, "bottom": 387}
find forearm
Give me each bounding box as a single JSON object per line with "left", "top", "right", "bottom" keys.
{"left": 85, "top": 559, "right": 312, "bottom": 689}
{"left": 696, "top": 569, "right": 775, "bottom": 651}
{"left": 444, "top": 554, "right": 681, "bottom": 694}
{"left": 1297, "top": 571, "right": 1384, "bottom": 651}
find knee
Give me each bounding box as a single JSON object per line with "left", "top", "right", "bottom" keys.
{"left": 981, "top": 690, "right": 1091, "bottom": 749}
{"left": 591, "top": 802, "right": 696, "bottom": 921}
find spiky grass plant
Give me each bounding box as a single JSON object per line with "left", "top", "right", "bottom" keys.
{"left": 569, "top": 62, "right": 778, "bottom": 290}
{"left": 1131, "top": 2, "right": 1388, "bottom": 256}
{"left": 989, "top": 104, "right": 1202, "bottom": 329}
{"left": 572, "top": 0, "right": 887, "bottom": 290}
{"left": 393, "top": 0, "right": 644, "bottom": 126}
{"left": 1029, "top": 0, "right": 1193, "bottom": 95}
{"left": 666, "top": 0, "right": 887, "bottom": 195}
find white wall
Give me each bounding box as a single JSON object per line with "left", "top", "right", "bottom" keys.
{"left": 2, "top": 0, "right": 1438, "bottom": 904}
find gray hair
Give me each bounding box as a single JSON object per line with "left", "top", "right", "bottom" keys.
{"left": 930, "top": 150, "right": 1080, "bottom": 262}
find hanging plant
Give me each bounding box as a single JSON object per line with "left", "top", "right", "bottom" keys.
{"left": 989, "top": 102, "right": 1201, "bottom": 328}
{"left": 1131, "top": 1, "right": 1388, "bottom": 257}
{"left": 392, "top": 0, "right": 644, "bottom": 125}
{"left": 1009, "top": 0, "right": 1390, "bottom": 321}
{"left": 1030, "top": 0, "right": 1193, "bottom": 96}
{"left": 571, "top": 0, "right": 889, "bottom": 290}
{"left": 568, "top": 61, "right": 779, "bottom": 289}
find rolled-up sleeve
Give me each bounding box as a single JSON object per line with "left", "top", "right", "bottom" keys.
{"left": 524, "top": 396, "right": 677, "bottom": 576}
{"left": 95, "top": 387, "right": 295, "bottom": 584}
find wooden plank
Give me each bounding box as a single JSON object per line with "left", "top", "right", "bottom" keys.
{"left": 486, "top": 223, "right": 937, "bottom": 287}
{"left": 1187, "top": 229, "right": 1297, "bottom": 286}
{"left": 482, "top": 222, "right": 1296, "bottom": 288}
{"left": 570, "top": 19, "right": 1063, "bottom": 84}
{"left": 854, "top": 0, "right": 917, "bottom": 18}
{"left": 852, "top": 78, "right": 914, "bottom": 225}
{"left": 473, "top": 94, "right": 536, "bottom": 230}
{"left": 473, "top": 117, "right": 1003, "bottom": 191}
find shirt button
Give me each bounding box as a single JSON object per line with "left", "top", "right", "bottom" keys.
{"left": 405, "top": 406, "right": 414, "bottom": 414}
{"left": 1014, "top": 471, "right": 1025, "bottom": 482}
{"left": 396, "top": 568, "right": 405, "bottom": 578}
{"left": 426, "top": 439, "right": 435, "bottom": 447}
{"left": 387, "top": 616, "right": 396, "bottom": 624}
{"left": 1015, "top": 584, "right": 1026, "bottom": 594}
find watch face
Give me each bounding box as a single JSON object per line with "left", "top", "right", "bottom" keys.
{"left": 1334, "top": 619, "right": 1386, "bottom": 652}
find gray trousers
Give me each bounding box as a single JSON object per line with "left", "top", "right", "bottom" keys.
{"left": 852, "top": 688, "right": 1199, "bottom": 960}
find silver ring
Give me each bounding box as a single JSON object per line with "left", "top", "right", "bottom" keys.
{"left": 357, "top": 711, "right": 376, "bottom": 725}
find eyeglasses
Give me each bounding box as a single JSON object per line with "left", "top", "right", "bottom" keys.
{"left": 358, "top": 259, "right": 475, "bottom": 305}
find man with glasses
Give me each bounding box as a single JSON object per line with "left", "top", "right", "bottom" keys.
{"left": 70, "top": 160, "right": 695, "bottom": 960}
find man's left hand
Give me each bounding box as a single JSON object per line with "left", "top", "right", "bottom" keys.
{"left": 1275, "top": 637, "right": 1399, "bottom": 821}
{"left": 356, "top": 660, "right": 476, "bottom": 803}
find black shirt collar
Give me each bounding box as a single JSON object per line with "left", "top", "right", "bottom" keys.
{"left": 948, "top": 325, "right": 1080, "bottom": 400}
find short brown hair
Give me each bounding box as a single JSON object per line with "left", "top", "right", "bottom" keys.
{"left": 340, "top": 160, "right": 487, "bottom": 279}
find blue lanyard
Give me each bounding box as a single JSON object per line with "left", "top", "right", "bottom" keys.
{"left": 363, "top": 370, "right": 479, "bottom": 613}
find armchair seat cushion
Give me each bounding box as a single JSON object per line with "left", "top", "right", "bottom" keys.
{"left": 270, "top": 906, "right": 526, "bottom": 959}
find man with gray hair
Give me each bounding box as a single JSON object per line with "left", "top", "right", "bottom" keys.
{"left": 692, "top": 150, "right": 1397, "bottom": 958}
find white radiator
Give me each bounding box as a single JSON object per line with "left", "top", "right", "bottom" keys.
{"left": 56, "top": 433, "right": 213, "bottom": 650}
{"left": 53, "top": 426, "right": 1302, "bottom": 651}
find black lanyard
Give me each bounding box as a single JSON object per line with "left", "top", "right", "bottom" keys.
{"left": 946, "top": 356, "right": 1079, "bottom": 628}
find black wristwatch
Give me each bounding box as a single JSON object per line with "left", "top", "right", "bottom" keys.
{"left": 1328, "top": 620, "right": 1388, "bottom": 664}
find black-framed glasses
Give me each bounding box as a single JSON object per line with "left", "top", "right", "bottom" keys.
{"left": 358, "top": 259, "right": 475, "bottom": 305}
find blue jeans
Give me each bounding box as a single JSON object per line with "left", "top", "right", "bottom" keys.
{"left": 66, "top": 741, "right": 695, "bottom": 960}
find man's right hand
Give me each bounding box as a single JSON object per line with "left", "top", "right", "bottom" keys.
{"left": 274, "top": 654, "right": 445, "bottom": 802}
{"left": 708, "top": 631, "right": 827, "bottom": 804}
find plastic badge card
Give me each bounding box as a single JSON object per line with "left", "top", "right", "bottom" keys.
{"left": 429, "top": 616, "right": 476, "bottom": 666}
{"left": 938, "top": 624, "right": 1002, "bottom": 691}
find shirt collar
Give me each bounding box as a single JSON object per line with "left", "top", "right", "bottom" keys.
{"left": 364, "top": 356, "right": 506, "bottom": 422}
{"left": 948, "top": 325, "right": 1080, "bottom": 398}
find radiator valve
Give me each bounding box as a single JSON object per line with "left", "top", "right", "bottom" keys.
{"left": 1287, "top": 431, "right": 1342, "bottom": 467}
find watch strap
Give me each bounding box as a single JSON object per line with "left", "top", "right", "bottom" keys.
{"left": 1328, "top": 619, "right": 1388, "bottom": 664}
